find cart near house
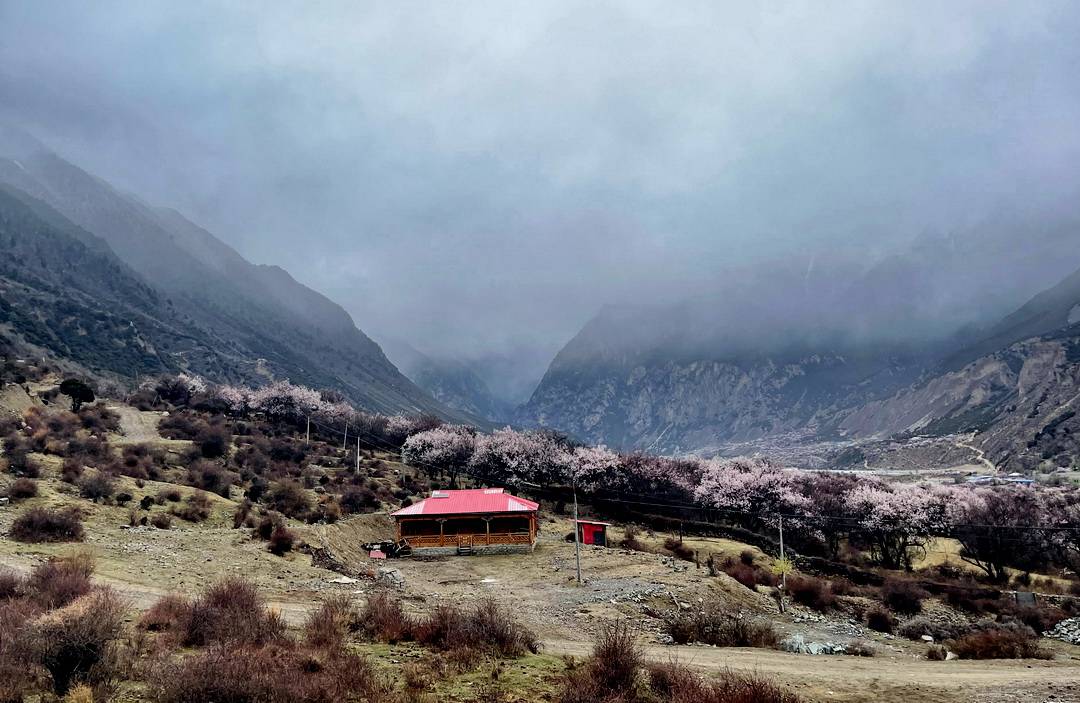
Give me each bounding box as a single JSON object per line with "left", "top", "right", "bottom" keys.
{"left": 390, "top": 488, "right": 539, "bottom": 555}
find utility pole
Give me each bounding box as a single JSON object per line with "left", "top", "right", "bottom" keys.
{"left": 573, "top": 477, "right": 582, "bottom": 585}
{"left": 778, "top": 514, "right": 787, "bottom": 613}
{"left": 343, "top": 422, "right": 349, "bottom": 450}
{"left": 306, "top": 416, "right": 311, "bottom": 444}
{"left": 355, "top": 436, "right": 361, "bottom": 473}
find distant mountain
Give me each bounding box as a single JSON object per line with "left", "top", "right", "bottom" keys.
{"left": 0, "top": 184, "right": 212, "bottom": 376}
{"left": 381, "top": 338, "right": 510, "bottom": 423}
{"left": 519, "top": 228, "right": 1080, "bottom": 455}
{"left": 0, "top": 125, "right": 475, "bottom": 421}
{"left": 840, "top": 263, "right": 1080, "bottom": 470}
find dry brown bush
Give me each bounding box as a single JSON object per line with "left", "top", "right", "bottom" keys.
{"left": 948, "top": 626, "right": 1049, "bottom": 660}
{"left": 359, "top": 590, "right": 414, "bottom": 644}
{"left": 25, "top": 555, "right": 95, "bottom": 609}
{"left": 10, "top": 507, "right": 85, "bottom": 544}
{"left": 27, "top": 588, "right": 126, "bottom": 695}
{"left": 178, "top": 577, "right": 286, "bottom": 648}
{"left": 303, "top": 595, "right": 356, "bottom": 651}
{"left": 170, "top": 491, "right": 212, "bottom": 522}
{"left": 151, "top": 644, "right": 389, "bottom": 703}
{"left": 786, "top": 575, "right": 836, "bottom": 611}
{"left": 414, "top": 598, "right": 539, "bottom": 658}
{"left": 665, "top": 608, "right": 778, "bottom": 648}
{"left": 7, "top": 477, "right": 37, "bottom": 501}
{"left": 646, "top": 660, "right": 805, "bottom": 703}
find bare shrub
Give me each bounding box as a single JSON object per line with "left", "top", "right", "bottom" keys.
{"left": 185, "top": 460, "right": 236, "bottom": 497}
{"left": 194, "top": 424, "right": 231, "bottom": 460}
{"left": 719, "top": 557, "right": 776, "bottom": 590}
{"left": 61, "top": 457, "right": 84, "bottom": 483}
{"left": 28, "top": 588, "right": 126, "bottom": 695}
{"left": 787, "top": 575, "right": 836, "bottom": 611}
{"left": 414, "top": 598, "right": 538, "bottom": 658}
{"left": 7, "top": 477, "right": 37, "bottom": 501}
{"left": 864, "top": 606, "right": 895, "bottom": 634}
{"left": 268, "top": 525, "right": 297, "bottom": 555}
{"left": 646, "top": 661, "right": 805, "bottom": 703}
{"left": 665, "top": 609, "right": 778, "bottom": 648}
{"left": 179, "top": 577, "right": 286, "bottom": 648}
{"left": 170, "top": 491, "right": 212, "bottom": 522}
{"left": 359, "top": 590, "right": 413, "bottom": 643}
{"left": 881, "top": 578, "right": 927, "bottom": 615}
{"left": 266, "top": 480, "right": 312, "bottom": 520}
{"left": 156, "top": 487, "right": 183, "bottom": 503}
{"left": 949, "top": 626, "right": 1049, "bottom": 660}
{"left": 25, "top": 554, "right": 95, "bottom": 609}
{"left": 77, "top": 405, "right": 120, "bottom": 434}
{"left": 77, "top": 471, "right": 116, "bottom": 502}
{"left": 338, "top": 484, "right": 380, "bottom": 514}
{"left": 152, "top": 644, "right": 388, "bottom": 703}
{"left": 0, "top": 598, "right": 43, "bottom": 702}
{"left": 558, "top": 621, "right": 641, "bottom": 703}
{"left": 303, "top": 594, "right": 356, "bottom": 651}
{"left": 1006, "top": 605, "right": 1067, "bottom": 633}
{"left": 10, "top": 507, "right": 85, "bottom": 543}
{"left": 232, "top": 498, "right": 253, "bottom": 529}
{"left": 0, "top": 568, "right": 24, "bottom": 599}
{"left": 138, "top": 594, "right": 191, "bottom": 633}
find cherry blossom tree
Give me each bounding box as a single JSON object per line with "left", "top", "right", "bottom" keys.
{"left": 467, "top": 428, "right": 569, "bottom": 488}
{"left": 694, "top": 456, "right": 810, "bottom": 526}
{"left": 401, "top": 424, "right": 477, "bottom": 487}
{"left": 846, "top": 482, "right": 950, "bottom": 570}
{"left": 565, "top": 445, "right": 622, "bottom": 492}
{"left": 250, "top": 380, "right": 326, "bottom": 423}
{"left": 951, "top": 486, "right": 1055, "bottom": 581}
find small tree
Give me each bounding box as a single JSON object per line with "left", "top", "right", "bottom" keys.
{"left": 59, "top": 379, "right": 95, "bottom": 413}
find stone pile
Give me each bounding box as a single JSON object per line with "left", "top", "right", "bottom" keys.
{"left": 1045, "top": 617, "right": 1080, "bottom": 645}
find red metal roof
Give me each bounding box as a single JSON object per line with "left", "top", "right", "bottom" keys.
{"left": 390, "top": 488, "right": 539, "bottom": 517}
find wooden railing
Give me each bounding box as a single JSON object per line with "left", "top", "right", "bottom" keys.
{"left": 404, "top": 532, "right": 532, "bottom": 548}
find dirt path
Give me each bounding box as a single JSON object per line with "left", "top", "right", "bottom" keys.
{"left": 955, "top": 433, "right": 996, "bottom": 473}
{"left": 544, "top": 639, "right": 1080, "bottom": 703}
{"left": 107, "top": 405, "right": 168, "bottom": 445}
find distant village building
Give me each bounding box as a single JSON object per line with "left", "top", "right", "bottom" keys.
{"left": 390, "top": 488, "right": 539, "bottom": 555}
{"left": 574, "top": 519, "right": 610, "bottom": 546}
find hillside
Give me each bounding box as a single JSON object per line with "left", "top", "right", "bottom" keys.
{"left": 0, "top": 186, "right": 222, "bottom": 377}
{"left": 0, "top": 127, "right": 473, "bottom": 421}
{"left": 517, "top": 300, "right": 931, "bottom": 453}
{"left": 381, "top": 337, "right": 511, "bottom": 422}
{"left": 520, "top": 246, "right": 1080, "bottom": 457}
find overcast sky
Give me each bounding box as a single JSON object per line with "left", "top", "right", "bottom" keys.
{"left": 3, "top": 1, "right": 1080, "bottom": 379}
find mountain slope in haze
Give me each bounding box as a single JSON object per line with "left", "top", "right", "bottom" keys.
{"left": 519, "top": 227, "right": 1080, "bottom": 455}
{"left": 381, "top": 338, "right": 511, "bottom": 423}
{"left": 0, "top": 126, "right": 474, "bottom": 421}
{"left": 518, "top": 299, "right": 934, "bottom": 453}
{"left": 840, "top": 263, "right": 1080, "bottom": 470}
{"left": 0, "top": 185, "right": 223, "bottom": 377}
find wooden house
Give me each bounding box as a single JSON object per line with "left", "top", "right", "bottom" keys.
{"left": 390, "top": 488, "right": 539, "bottom": 555}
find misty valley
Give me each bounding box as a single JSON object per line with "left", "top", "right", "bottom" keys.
{"left": 3, "top": 4, "right": 1080, "bottom": 703}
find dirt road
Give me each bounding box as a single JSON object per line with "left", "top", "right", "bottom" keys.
{"left": 545, "top": 639, "right": 1080, "bottom": 703}
{"left": 108, "top": 405, "right": 166, "bottom": 444}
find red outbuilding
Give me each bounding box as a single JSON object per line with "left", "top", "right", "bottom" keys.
{"left": 574, "top": 519, "right": 611, "bottom": 546}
